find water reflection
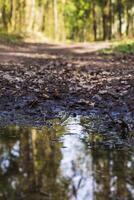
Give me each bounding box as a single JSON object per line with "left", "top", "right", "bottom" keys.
{"left": 0, "top": 117, "right": 134, "bottom": 200}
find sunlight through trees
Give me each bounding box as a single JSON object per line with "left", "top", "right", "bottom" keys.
{"left": 0, "top": 0, "right": 133, "bottom": 41}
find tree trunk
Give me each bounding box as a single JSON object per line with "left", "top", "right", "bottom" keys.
{"left": 108, "top": 0, "right": 112, "bottom": 40}
{"left": 54, "top": 0, "right": 58, "bottom": 40}
{"left": 102, "top": 0, "right": 112, "bottom": 40}
{"left": 126, "top": 4, "right": 130, "bottom": 36}
{"left": 102, "top": 13, "right": 107, "bottom": 40}
{"left": 11, "top": 0, "right": 17, "bottom": 32}
{"left": 1, "top": 2, "right": 8, "bottom": 30}
{"left": 92, "top": 0, "right": 97, "bottom": 41}
{"left": 117, "top": 0, "right": 123, "bottom": 37}
{"left": 25, "top": 0, "right": 35, "bottom": 32}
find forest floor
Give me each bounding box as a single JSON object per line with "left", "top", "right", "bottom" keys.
{"left": 0, "top": 41, "right": 133, "bottom": 134}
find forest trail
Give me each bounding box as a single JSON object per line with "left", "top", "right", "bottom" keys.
{"left": 0, "top": 41, "right": 133, "bottom": 128}
{"left": 0, "top": 41, "right": 111, "bottom": 64}
{"left": 0, "top": 1, "right": 133, "bottom": 198}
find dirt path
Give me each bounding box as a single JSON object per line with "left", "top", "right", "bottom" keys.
{"left": 0, "top": 41, "right": 111, "bottom": 64}
{"left": 0, "top": 42, "right": 133, "bottom": 129}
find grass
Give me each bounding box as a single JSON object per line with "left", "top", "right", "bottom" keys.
{"left": 0, "top": 30, "right": 134, "bottom": 54}
{"left": 0, "top": 31, "right": 23, "bottom": 44}
{"left": 0, "top": 31, "right": 50, "bottom": 44}
{"left": 101, "top": 39, "right": 134, "bottom": 54}
{"left": 114, "top": 40, "right": 134, "bottom": 54}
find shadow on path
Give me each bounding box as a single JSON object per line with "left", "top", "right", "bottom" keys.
{"left": 0, "top": 41, "right": 111, "bottom": 64}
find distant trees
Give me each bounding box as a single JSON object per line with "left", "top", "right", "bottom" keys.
{"left": 0, "top": 0, "right": 133, "bottom": 41}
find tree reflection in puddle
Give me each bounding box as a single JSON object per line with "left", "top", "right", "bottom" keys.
{"left": 0, "top": 117, "right": 134, "bottom": 200}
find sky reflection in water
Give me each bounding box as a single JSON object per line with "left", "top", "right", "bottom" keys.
{"left": 0, "top": 116, "right": 134, "bottom": 200}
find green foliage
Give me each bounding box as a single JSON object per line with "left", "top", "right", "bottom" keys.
{"left": 64, "top": 0, "right": 91, "bottom": 41}
{"left": 101, "top": 40, "right": 134, "bottom": 54}
{"left": 114, "top": 41, "right": 134, "bottom": 53}
{"left": 0, "top": 0, "right": 133, "bottom": 42}
{"left": 0, "top": 31, "right": 23, "bottom": 44}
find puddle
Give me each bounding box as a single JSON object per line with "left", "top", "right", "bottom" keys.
{"left": 0, "top": 116, "right": 134, "bottom": 200}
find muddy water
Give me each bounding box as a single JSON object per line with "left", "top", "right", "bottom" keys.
{"left": 0, "top": 116, "right": 134, "bottom": 200}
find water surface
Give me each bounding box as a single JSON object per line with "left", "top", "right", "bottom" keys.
{"left": 0, "top": 116, "right": 134, "bottom": 200}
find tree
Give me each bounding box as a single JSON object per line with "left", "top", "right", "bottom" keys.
{"left": 117, "top": 0, "right": 124, "bottom": 36}
{"left": 92, "top": 0, "right": 97, "bottom": 40}
{"left": 0, "top": 0, "right": 133, "bottom": 41}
